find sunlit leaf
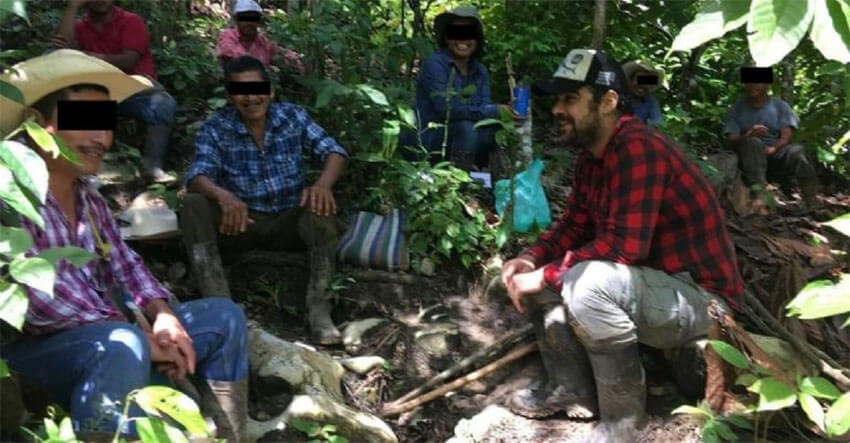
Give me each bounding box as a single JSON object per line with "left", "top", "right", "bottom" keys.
{"left": 0, "top": 282, "right": 28, "bottom": 330}
{"left": 799, "top": 392, "right": 826, "bottom": 432}
{"left": 0, "top": 139, "right": 48, "bottom": 204}
{"left": 748, "top": 377, "right": 797, "bottom": 411}
{"left": 811, "top": 0, "right": 850, "bottom": 63}
{"left": 800, "top": 376, "right": 842, "bottom": 400}
{"left": 136, "top": 417, "right": 189, "bottom": 443}
{"left": 786, "top": 274, "right": 850, "bottom": 319}
{"left": 357, "top": 84, "right": 389, "bottom": 106}
{"left": 708, "top": 340, "right": 750, "bottom": 369}
{"left": 134, "top": 386, "right": 209, "bottom": 437}
{"left": 57, "top": 416, "right": 75, "bottom": 441}
{"left": 0, "top": 225, "right": 31, "bottom": 257}
{"left": 826, "top": 392, "right": 850, "bottom": 436}
{"left": 747, "top": 0, "right": 815, "bottom": 66}
{"left": 823, "top": 213, "right": 850, "bottom": 238}
{"left": 22, "top": 120, "right": 60, "bottom": 158}
{"left": 671, "top": 404, "right": 712, "bottom": 418}
{"left": 9, "top": 256, "right": 54, "bottom": 296}
{"left": 0, "top": 0, "right": 27, "bottom": 24}
{"left": 0, "top": 163, "right": 42, "bottom": 227}
{"left": 0, "top": 359, "right": 9, "bottom": 378}
{"left": 36, "top": 246, "right": 96, "bottom": 268}
{"left": 670, "top": 0, "right": 750, "bottom": 52}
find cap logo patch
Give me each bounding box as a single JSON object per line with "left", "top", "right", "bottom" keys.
{"left": 596, "top": 71, "right": 615, "bottom": 86}
{"left": 554, "top": 49, "right": 593, "bottom": 81}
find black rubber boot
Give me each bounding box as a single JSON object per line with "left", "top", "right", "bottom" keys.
{"left": 587, "top": 343, "right": 647, "bottom": 442}
{"left": 189, "top": 241, "right": 232, "bottom": 298}
{"left": 507, "top": 291, "right": 597, "bottom": 419}
{"left": 306, "top": 245, "right": 342, "bottom": 345}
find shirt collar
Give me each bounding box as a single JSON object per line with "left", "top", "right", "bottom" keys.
{"left": 596, "top": 115, "right": 637, "bottom": 159}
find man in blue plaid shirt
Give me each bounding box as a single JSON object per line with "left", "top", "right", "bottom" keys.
{"left": 182, "top": 55, "right": 348, "bottom": 345}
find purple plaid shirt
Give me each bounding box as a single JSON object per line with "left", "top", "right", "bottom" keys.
{"left": 15, "top": 179, "right": 170, "bottom": 335}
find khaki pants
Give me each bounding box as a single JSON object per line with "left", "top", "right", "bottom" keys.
{"left": 556, "top": 261, "right": 727, "bottom": 352}
{"left": 180, "top": 193, "right": 339, "bottom": 255}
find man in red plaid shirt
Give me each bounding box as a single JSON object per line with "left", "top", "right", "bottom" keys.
{"left": 500, "top": 49, "right": 743, "bottom": 441}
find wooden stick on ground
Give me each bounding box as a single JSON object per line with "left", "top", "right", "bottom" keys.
{"left": 745, "top": 287, "right": 850, "bottom": 390}
{"left": 386, "top": 323, "right": 533, "bottom": 408}
{"left": 381, "top": 342, "right": 537, "bottom": 417}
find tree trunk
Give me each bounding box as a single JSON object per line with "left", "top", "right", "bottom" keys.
{"left": 778, "top": 58, "right": 796, "bottom": 107}
{"left": 590, "top": 0, "right": 607, "bottom": 50}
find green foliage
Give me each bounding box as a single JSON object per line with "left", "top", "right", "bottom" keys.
{"left": 0, "top": 0, "right": 27, "bottom": 24}
{"left": 289, "top": 418, "right": 349, "bottom": 443}
{"left": 672, "top": 401, "right": 752, "bottom": 442}
{"left": 131, "top": 386, "right": 209, "bottom": 438}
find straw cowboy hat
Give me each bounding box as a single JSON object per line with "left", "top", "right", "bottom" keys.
{"left": 622, "top": 60, "right": 665, "bottom": 92}
{"left": 0, "top": 49, "right": 153, "bottom": 135}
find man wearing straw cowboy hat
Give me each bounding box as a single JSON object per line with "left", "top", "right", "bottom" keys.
{"left": 0, "top": 50, "right": 249, "bottom": 441}
{"left": 622, "top": 60, "right": 664, "bottom": 126}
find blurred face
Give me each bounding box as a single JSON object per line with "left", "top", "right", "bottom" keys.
{"left": 227, "top": 70, "right": 273, "bottom": 122}
{"left": 235, "top": 12, "right": 261, "bottom": 39}
{"left": 41, "top": 88, "right": 114, "bottom": 178}
{"left": 629, "top": 69, "right": 651, "bottom": 98}
{"left": 551, "top": 87, "right": 602, "bottom": 150}
{"left": 744, "top": 82, "right": 769, "bottom": 99}
{"left": 445, "top": 19, "right": 478, "bottom": 59}
{"left": 85, "top": 0, "right": 112, "bottom": 15}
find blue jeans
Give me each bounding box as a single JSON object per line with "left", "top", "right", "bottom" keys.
{"left": 2, "top": 298, "right": 248, "bottom": 434}
{"left": 117, "top": 83, "right": 177, "bottom": 127}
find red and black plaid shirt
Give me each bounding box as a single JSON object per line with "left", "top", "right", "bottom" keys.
{"left": 523, "top": 116, "right": 743, "bottom": 310}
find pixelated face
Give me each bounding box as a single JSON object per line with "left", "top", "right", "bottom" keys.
{"left": 227, "top": 70, "right": 273, "bottom": 122}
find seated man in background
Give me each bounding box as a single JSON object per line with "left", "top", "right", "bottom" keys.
{"left": 0, "top": 50, "right": 248, "bottom": 441}
{"left": 182, "top": 56, "right": 348, "bottom": 345}
{"left": 217, "top": 0, "right": 304, "bottom": 74}
{"left": 622, "top": 60, "right": 663, "bottom": 126}
{"left": 52, "top": 0, "right": 178, "bottom": 183}
{"left": 724, "top": 66, "right": 818, "bottom": 209}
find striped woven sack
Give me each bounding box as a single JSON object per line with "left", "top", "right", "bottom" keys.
{"left": 336, "top": 209, "right": 409, "bottom": 270}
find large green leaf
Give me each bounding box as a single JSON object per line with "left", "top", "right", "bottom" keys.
{"left": 0, "top": 0, "right": 27, "bottom": 24}
{"left": 356, "top": 84, "right": 389, "bottom": 106}
{"left": 826, "top": 392, "right": 850, "bottom": 436}
{"left": 0, "top": 139, "right": 48, "bottom": 205}
{"left": 135, "top": 417, "right": 189, "bottom": 443}
{"left": 670, "top": 0, "right": 751, "bottom": 52}
{"left": 811, "top": 0, "right": 850, "bottom": 63}
{"left": 9, "top": 256, "right": 54, "bottom": 296}
{"left": 22, "top": 120, "right": 60, "bottom": 159}
{"left": 749, "top": 377, "right": 797, "bottom": 411}
{"left": 671, "top": 404, "right": 712, "bottom": 418}
{"left": 747, "top": 0, "right": 815, "bottom": 66}
{"left": 0, "top": 225, "right": 31, "bottom": 257}
{"left": 708, "top": 340, "right": 750, "bottom": 369}
{"left": 0, "top": 282, "right": 29, "bottom": 330}
{"left": 0, "top": 163, "right": 42, "bottom": 227}
{"left": 133, "top": 386, "right": 209, "bottom": 437}
{"left": 0, "top": 359, "right": 9, "bottom": 378}
{"left": 800, "top": 376, "right": 842, "bottom": 400}
{"left": 823, "top": 213, "right": 850, "bottom": 238}
{"left": 0, "top": 79, "right": 24, "bottom": 106}
{"left": 36, "top": 247, "right": 97, "bottom": 268}
{"left": 799, "top": 392, "right": 826, "bottom": 432}
{"left": 786, "top": 274, "right": 850, "bottom": 319}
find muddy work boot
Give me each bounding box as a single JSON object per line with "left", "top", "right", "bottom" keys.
{"left": 507, "top": 291, "right": 597, "bottom": 419}
{"left": 586, "top": 343, "right": 647, "bottom": 443}
{"left": 201, "top": 378, "right": 249, "bottom": 442}
{"left": 189, "top": 241, "right": 232, "bottom": 298}
{"left": 306, "top": 245, "right": 342, "bottom": 345}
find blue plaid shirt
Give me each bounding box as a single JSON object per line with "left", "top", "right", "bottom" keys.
{"left": 186, "top": 103, "right": 348, "bottom": 213}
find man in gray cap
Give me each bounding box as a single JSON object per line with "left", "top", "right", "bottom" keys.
{"left": 500, "top": 49, "right": 742, "bottom": 441}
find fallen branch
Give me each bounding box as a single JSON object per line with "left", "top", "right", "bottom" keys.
{"left": 343, "top": 268, "right": 422, "bottom": 285}
{"left": 385, "top": 323, "right": 533, "bottom": 408}
{"left": 381, "top": 342, "right": 537, "bottom": 417}
{"left": 746, "top": 286, "right": 850, "bottom": 390}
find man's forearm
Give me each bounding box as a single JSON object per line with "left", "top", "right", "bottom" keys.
{"left": 314, "top": 153, "right": 346, "bottom": 188}
{"left": 143, "top": 298, "right": 177, "bottom": 320}
{"left": 55, "top": 3, "right": 80, "bottom": 46}
{"left": 188, "top": 175, "right": 227, "bottom": 202}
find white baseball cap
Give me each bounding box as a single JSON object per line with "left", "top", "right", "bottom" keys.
{"left": 234, "top": 0, "right": 262, "bottom": 14}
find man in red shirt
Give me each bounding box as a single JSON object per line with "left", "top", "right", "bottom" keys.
{"left": 500, "top": 49, "right": 743, "bottom": 441}
{"left": 53, "top": 0, "right": 177, "bottom": 183}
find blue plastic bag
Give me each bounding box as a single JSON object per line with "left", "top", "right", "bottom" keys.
{"left": 494, "top": 159, "right": 551, "bottom": 232}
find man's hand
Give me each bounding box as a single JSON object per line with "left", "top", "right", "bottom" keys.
{"left": 300, "top": 185, "right": 336, "bottom": 216}
{"left": 507, "top": 268, "right": 546, "bottom": 314}
{"left": 51, "top": 35, "right": 69, "bottom": 49}
{"left": 216, "top": 189, "right": 253, "bottom": 235}
{"left": 746, "top": 124, "right": 769, "bottom": 138}
{"left": 151, "top": 312, "right": 196, "bottom": 377}
{"left": 501, "top": 256, "right": 535, "bottom": 288}
{"left": 765, "top": 145, "right": 778, "bottom": 156}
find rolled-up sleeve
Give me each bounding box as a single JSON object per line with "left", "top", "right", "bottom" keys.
{"left": 185, "top": 121, "right": 223, "bottom": 186}
{"left": 295, "top": 105, "right": 349, "bottom": 161}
